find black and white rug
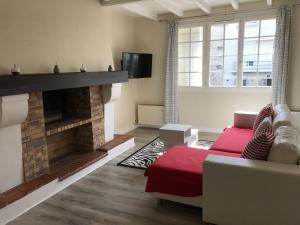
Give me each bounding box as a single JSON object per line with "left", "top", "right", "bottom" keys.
{"left": 117, "top": 137, "right": 214, "bottom": 170}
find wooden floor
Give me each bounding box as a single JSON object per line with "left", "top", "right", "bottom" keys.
{"left": 9, "top": 128, "right": 217, "bottom": 225}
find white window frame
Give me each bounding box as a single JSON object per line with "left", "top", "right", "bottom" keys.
{"left": 177, "top": 11, "right": 276, "bottom": 92}
{"left": 178, "top": 23, "right": 206, "bottom": 87}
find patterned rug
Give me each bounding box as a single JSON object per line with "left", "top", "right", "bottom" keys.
{"left": 117, "top": 137, "right": 214, "bottom": 169}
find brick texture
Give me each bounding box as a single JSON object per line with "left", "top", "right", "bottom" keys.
{"left": 22, "top": 92, "right": 49, "bottom": 182}
{"left": 21, "top": 86, "right": 105, "bottom": 182}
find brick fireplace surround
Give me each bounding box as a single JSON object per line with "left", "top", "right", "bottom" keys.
{"left": 21, "top": 86, "right": 105, "bottom": 182}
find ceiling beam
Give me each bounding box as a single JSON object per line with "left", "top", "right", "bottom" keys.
{"left": 230, "top": 0, "right": 239, "bottom": 10}
{"left": 122, "top": 3, "right": 158, "bottom": 21}
{"left": 266, "top": 0, "right": 272, "bottom": 6}
{"left": 101, "top": 0, "right": 142, "bottom": 6}
{"left": 192, "top": 0, "right": 211, "bottom": 14}
{"left": 153, "top": 0, "right": 184, "bottom": 17}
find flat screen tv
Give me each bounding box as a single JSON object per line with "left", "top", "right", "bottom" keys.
{"left": 122, "top": 52, "right": 152, "bottom": 78}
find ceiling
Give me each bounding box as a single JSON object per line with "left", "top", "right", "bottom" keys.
{"left": 102, "top": 0, "right": 273, "bottom": 20}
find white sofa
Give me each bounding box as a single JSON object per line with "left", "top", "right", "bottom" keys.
{"left": 203, "top": 104, "right": 300, "bottom": 225}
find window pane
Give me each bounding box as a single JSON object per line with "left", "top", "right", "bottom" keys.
{"left": 211, "top": 24, "right": 224, "bottom": 40}
{"left": 224, "top": 72, "right": 237, "bottom": 87}
{"left": 244, "top": 38, "right": 259, "bottom": 55}
{"left": 258, "top": 72, "right": 272, "bottom": 86}
{"left": 259, "top": 37, "right": 274, "bottom": 55}
{"left": 178, "top": 73, "right": 189, "bottom": 86}
{"left": 210, "top": 40, "right": 223, "bottom": 56}
{"left": 243, "top": 55, "right": 258, "bottom": 73}
{"left": 210, "top": 72, "right": 223, "bottom": 87}
{"left": 210, "top": 56, "right": 223, "bottom": 71}
{"left": 243, "top": 76, "right": 257, "bottom": 87}
{"left": 224, "top": 56, "right": 238, "bottom": 72}
{"left": 191, "top": 58, "right": 202, "bottom": 72}
{"left": 258, "top": 54, "right": 272, "bottom": 72}
{"left": 179, "top": 58, "right": 190, "bottom": 73}
{"left": 178, "top": 28, "right": 190, "bottom": 42}
{"left": 191, "top": 27, "right": 203, "bottom": 41}
{"left": 224, "top": 40, "right": 238, "bottom": 56}
{"left": 190, "top": 73, "right": 202, "bottom": 87}
{"left": 225, "top": 23, "right": 239, "bottom": 39}
{"left": 178, "top": 43, "right": 190, "bottom": 57}
{"left": 245, "top": 20, "right": 259, "bottom": 38}
{"left": 261, "top": 19, "right": 276, "bottom": 36}
{"left": 191, "top": 42, "right": 203, "bottom": 57}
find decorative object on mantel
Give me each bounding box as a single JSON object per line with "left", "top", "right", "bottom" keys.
{"left": 80, "top": 64, "right": 87, "bottom": 72}
{"left": 11, "top": 64, "right": 21, "bottom": 75}
{"left": 108, "top": 65, "right": 113, "bottom": 72}
{"left": 53, "top": 63, "right": 60, "bottom": 74}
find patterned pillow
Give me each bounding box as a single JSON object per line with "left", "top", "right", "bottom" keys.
{"left": 241, "top": 127, "right": 275, "bottom": 160}
{"left": 253, "top": 103, "right": 273, "bottom": 132}
{"left": 254, "top": 116, "right": 272, "bottom": 136}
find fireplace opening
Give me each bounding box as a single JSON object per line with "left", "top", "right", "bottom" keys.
{"left": 43, "top": 90, "right": 66, "bottom": 123}
{"left": 42, "top": 88, "right": 91, "bottom": 124}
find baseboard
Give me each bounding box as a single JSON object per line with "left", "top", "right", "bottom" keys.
{"left": 0, "top": 138, "right": 135, "bottom": 225}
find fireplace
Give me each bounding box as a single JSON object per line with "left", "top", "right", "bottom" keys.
{"left": 21, "top": 86, "right": 105, "bottom": 181}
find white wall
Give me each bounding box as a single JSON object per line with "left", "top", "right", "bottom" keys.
{"left": 135, "top": 18, "right": 167, "bottom": 105}
{"left": 178, "top": 89, "right": 271, "bottom": 131}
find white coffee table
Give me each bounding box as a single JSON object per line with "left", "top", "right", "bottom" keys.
{"left": 159, "top": 124, "right": 198, "bottom": 149}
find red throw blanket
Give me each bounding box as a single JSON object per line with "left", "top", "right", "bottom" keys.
{"left": 144, "top": 146, "right": 240, "bottom": 197}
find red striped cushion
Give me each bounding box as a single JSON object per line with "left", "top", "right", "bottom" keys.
{"left": 241, "top": 127, "right": 275, "bottom": 160}
{"left": 253, "top": 103, "right": 273, "bottom": 132}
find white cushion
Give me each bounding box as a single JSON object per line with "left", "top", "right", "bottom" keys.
{"left": 272, "top": 111, "right": 294, "bottom": 131}
{"left": 273, "top": 104, "right": 290, "bottom": 116}
{"left": 268, "top": 126, "right": 300, "bottom": 165}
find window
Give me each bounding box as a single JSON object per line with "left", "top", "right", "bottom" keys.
{"left": 242, "top": 19, "right": 276, "bottom": 87}
{"left": 178, "top": 26, "right": 203, "bottom": 87}
{"left": 209, "top": 23, "right": 239, "bottom": 87}
{"left": 177, "top": 17, "right": 276, "bottom": 88}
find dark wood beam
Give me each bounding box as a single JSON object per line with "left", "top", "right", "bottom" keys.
{"left": 0, "top": 71, "right": 128, "bottom": 96}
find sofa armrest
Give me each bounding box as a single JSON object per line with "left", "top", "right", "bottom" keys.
{"left": 233, "top": 111, "right": 258, "bottom": 129}
{"left": 203, "top": 155, "right": 300, "bottom": 225}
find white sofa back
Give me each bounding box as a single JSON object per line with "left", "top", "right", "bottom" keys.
{"left": 267, "top": 104, "right": 300, "bottom": 165}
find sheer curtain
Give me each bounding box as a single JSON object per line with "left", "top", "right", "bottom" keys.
{"left": 272, "top": 6, "right": 292, "bottom": 105}
{"left": 164, "top": 20, "right": 178, "bottom": 124}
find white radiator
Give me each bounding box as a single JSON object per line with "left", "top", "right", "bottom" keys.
{"left": 138, "top": 104, "right": 164, "bottom": 127}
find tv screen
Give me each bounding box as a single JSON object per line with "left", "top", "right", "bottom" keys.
{"left": 122, "top": 52, "right": 152, "bottom": 78}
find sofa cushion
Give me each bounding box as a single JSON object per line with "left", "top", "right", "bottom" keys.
{"left": 268, "top": 126, "right": 300, "bottom": 165}
{"left": 255, "top": 116, "right": 272, "bottom": 136}
{"left": 273, "top": 111, "right": 293, "bottom": 131}
{"left": 210, "top": 127, "right": 253, "bottom": 154}
{"left": 241, "top": 127, "right": 275, "bottom": 160}
{"left": 253, "top": 103, "right": 273, "bottom": 132}
{"left": 273, "top": 104, "right": 290, "bottom": 116}
{"left": 144, "top": 146, "right": 240, "bottom": 197}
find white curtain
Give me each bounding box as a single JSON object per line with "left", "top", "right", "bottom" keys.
{"left": 272, "top": 6, "right": 292, "bottom": 105}
{"left": 164, "top": 20, "right": 178, "bottom": 124}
